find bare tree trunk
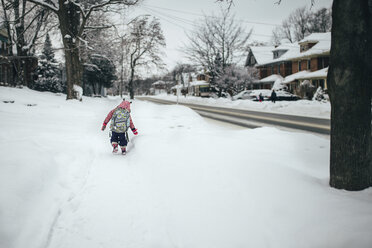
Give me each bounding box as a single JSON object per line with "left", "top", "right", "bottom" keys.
{"left": 129, "top": 67, "right": 135, "bottom": 99}
{"left": 328, "top": 0, "right": 372, "bottom": 190}
{"left": 58, "top": 0, "right": 82, "bottom": 100}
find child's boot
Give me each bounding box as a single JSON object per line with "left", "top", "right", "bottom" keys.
{"left": 112, "top": 143, "right": 118, "bottom": 153}
{"left": 121, "top": 147, "right": 126, "bottom": 155}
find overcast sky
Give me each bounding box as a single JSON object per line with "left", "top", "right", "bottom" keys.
{"left": 127, "top": 0, "right": 333, "bottom": 72}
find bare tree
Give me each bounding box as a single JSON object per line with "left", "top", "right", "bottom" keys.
{"left": 288, "top": 6, "right": 311, "bottom": 41}
{"left": 26, "top": 0, "right": 139, "bottom": 100}
{"left": 271, "top": 6, "right": 331, "bottom": 44}
{"left": 183, "top": 9, "right": 251, "bottom": 96}
{"left": 272, "top": 19, "right": 294, "bottom": 44}
{"left": 308, "top": 8, "right": 332, "bottom": 33}
{"left": 123, "top": 16, "right": 165, "bottom": 99}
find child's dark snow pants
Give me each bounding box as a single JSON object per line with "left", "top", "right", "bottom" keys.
{"left": 111, "top": 131, "right": 128, "bottom": 146}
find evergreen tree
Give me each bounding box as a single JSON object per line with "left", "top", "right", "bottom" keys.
{"left": 32, "top": 33, "right": 64, "bottom": 93}
{"left": 83, "top": 54, "right": 117, "bottom": 96}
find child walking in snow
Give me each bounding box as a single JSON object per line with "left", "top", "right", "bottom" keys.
{"left": 101, "top": 99, "right": 138, "bottom": 155}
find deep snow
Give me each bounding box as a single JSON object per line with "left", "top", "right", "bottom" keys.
{"left": 0, "top": 87, "right": 371, "bottom": 248}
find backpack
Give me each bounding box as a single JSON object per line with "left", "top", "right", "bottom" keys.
{"left": 111, "top": 108, "right": 130, "bottom": 133}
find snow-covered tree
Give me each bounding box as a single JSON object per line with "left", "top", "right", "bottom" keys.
{"left": 32, "top": 33, "right": 64, "bottom": 93}
{"left": 26, "top": 0, "right": 140, "bottom": 100}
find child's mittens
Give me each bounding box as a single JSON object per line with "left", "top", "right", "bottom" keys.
{"left": 132, "top": 128, "right": 138, "bottom": 135}
{"left": 101, "top": 123, "right": 107, "bottom": 131}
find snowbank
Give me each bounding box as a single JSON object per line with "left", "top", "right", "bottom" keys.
{"left": 0, "top": 87, "right": 371, "bottom": 248}
{"left": 152, "top": 94, "right": 331, "bottom": 119}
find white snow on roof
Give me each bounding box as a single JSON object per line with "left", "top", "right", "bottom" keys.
{"left": 294, "top": 32, "right": 331, "bottom": 59}
{"left": 250, "top": 46, "right": 274, "bottom": 65}
{"left": 272, "top": 42, "right": 299, "bottom": 52}
{"left": 259, "top": 74, "right": 283, "bottom": 83}
{"left": 298, "top": 32, "right": 331, "bottom": 44}
{"left": 299, "top": 67, "right": 328, "bottom": 80}
{"left": 283, "top": 70, "right": 310, "bottom": 84}
{"left": 257, "top": 32, "right": 331, "bottom": 66}
{"left": 257, "top": 43, "right": 300, "bottom": 66}
{"left": 189, "top": 80, "right": 209, "bottom": 86}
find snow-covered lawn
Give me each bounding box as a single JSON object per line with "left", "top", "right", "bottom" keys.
{"left": 1, "top": 87, "right": 371, "bottom": 248}
{"left": 152, "top": 94, "right": 331, "bottom": 119}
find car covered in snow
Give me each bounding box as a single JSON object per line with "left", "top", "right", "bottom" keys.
{"left": 231, "top": 90, "right": 255, "bottom": 100}
{"left": 233, "top": 89, "right": 300, "bottom": 101}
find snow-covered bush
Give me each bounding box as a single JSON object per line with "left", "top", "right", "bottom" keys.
{"left": 312, "top": 86, "right": 329, "bottom": 102}
{"left": 299, "top": 80, "right": 316, "bottom": 100}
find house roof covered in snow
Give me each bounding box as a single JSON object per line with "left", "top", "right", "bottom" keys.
{"left": 259, "top": 74, "right": 283, "bottom": 83}
{"left": 283, "top": 70, "right": 311, "bottom": 84}
{"left": 297, "top": 67, "right": 328, "bottom": 80}
{"left": 256, "top": 43, "right": 300, "bottom": 66}
{"left": 249, "top": 46, "right": 274, "bottom": 65}
{"left": 293, "top": 32, "right": 331, "bottom": 59}
{"left": 257, "top": 32, "right": 331, "bottom": 66}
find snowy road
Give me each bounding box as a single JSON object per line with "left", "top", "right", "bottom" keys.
{"left": 1, "top": 87, "right": 372, "bottom": 248}
{"left": 137, "top": 97, "right": 330, "bottom": 134}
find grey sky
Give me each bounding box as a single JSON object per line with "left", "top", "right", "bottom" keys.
{"left": 128, "top": 0, "right": 333, "bottom": 71}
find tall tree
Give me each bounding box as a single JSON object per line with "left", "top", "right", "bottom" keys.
{"left": 183, "top": 9, "right": 251, "bottom": 96}
{"left": 124, "top": 16, "right": 165, "bottom": 99}
{"left": 328, "top": 0, "right": 372, "bottom": 190}
{"left": 26, "top": 0, "right": 139, "bottom": 100}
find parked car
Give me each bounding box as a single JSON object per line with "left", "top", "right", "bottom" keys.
{"left": 233, "top": 89, "right": 300, "bottom": 101}
{"left": 232, "top": 90, "right": 255, "bottom": 100}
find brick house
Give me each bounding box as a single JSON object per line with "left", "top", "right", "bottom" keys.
{"left": 246, "top": 32, "right": 331, "bottom": 94}
{"left": 285, "top": 33, "right": 330, "bottom": 93}
{"left": 246, "top": 43, "right": 299, "bottom": 89}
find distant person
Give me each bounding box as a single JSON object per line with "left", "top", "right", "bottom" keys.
{"left": 271, "top": 90, "right": 277, "bottom": 103}
{"left": 101, "top": 99, "right": 138, "bottom": 155}
{"left": 259, "top": 93, "right": 264, "bottom": 102}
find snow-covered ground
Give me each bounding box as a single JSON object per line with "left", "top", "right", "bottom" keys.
{"left": 1, "top": 87, "right": 371, "bottom": 248}
{"left": 152, "top": 94, "right": 331, "bottom": 119}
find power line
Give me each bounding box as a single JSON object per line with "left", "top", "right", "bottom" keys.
{"left": 142, "top": 4, "right": 280, "bottom": 27}
{"left": 141, "top": 5, "right": 275, "bottom": 39}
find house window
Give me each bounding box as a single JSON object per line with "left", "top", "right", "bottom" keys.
{"left": 298, "top": 61, "right": 301, "bottom": 71}
{"left": 307, "top": 60, "right": 311, "bottom": 70}
{"left": 274, "top": 51, "right": 278, "bottom": 59}
{"left": 278, "top": 64, "right": 280, "bottom": 74}
{"left": 251, "top": 56, "right": 255, "bottom": 65}
{"left": 271, "top": 66, "right": 274, "bottom": 74}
